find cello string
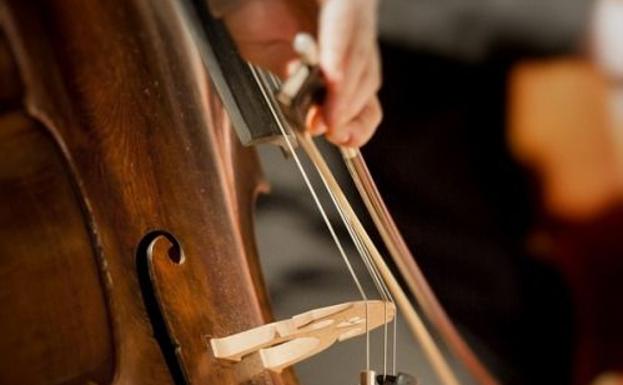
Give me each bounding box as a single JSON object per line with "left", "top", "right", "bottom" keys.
{"left": 256, "top": 64, "right": 399, "bottom": 379}
{"left": 365, "top": 243, "right": 396, "bottom": 378}
{"left": 349, "top": 212, "right": 397, "bottom": 377}
{"left": 264, "top": 70, "right": 397, "bottom": 378}
{"left": 261, "top": 70, "right": 397, "bottom": 378}
{"left": 340, "top": 152, "right": 399, "bottom": 376}
{"left": 247, "top": 63, "right": 372, "bottom": 370}
{"left": 261, "top": 62, "right": 462, "bottom": 384}
{"left": 295, "top": 133, "right": 464, "bottom": 385}
{"left": 315, "top": 166, "right": 390, "bottom": 375}
{"left": 393, "top": 311, "right": 397, "bottom": 375}
{"left": 343, "top": 200, "right": 397, "bottom": 378}
{"left": 295, "top": 132, "right": 399, "bottom": 380}
{"left": 314, "top": 165, "right": 391, "bottom": 377}
{"left": 261, "top": 69, "right": 400, "bottom": 380}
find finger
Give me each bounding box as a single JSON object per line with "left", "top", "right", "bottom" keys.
{"left": 320, "top": 0, "right": 378, "bottom": 128}
{"left": 318, "top": 0, "right": 357, "bottom": 82}
{"left": 332, "top": 48, "right": 381, "bottom": 127}
{"left": 343, "top": 97, "right": 383, "bottom": 147}
{"left": 327, "top": 97, "right": 382, "bottom": 147}
{"left": 325, "top": 40, "right": 375, "bottom": 128}
{"left": 306, "top": 106, "right": 328, "bottom": 135}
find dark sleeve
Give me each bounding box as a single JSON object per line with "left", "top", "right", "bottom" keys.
{"left": 378, "top": 0, "right": 594, "bottom": 61}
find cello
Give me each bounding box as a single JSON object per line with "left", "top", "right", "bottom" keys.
{"left": 0, "top": 1, "right": 496, "bottom": 384}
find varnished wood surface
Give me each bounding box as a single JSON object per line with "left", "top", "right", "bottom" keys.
{"left": 0, "top": 111, "right": 114, "bottom": 385}
{"left": 0, "top": 0, "right": 297, "bottom": 384}
{"left": 0, "top": 31, "right": 20, "bottom": 109}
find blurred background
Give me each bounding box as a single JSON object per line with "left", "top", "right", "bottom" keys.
{"left": 255, "top": 1, "right": 623, "bottom": 385}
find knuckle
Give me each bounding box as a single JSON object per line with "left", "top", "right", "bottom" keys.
{"left": 351, "top": 126, "right": 373, "bottom": 147}
{"left": 327, "top": 127, "right": 349, "bottom": 144}
{"left": 372, "top": 73, "right": 382, "bottom": 93}
{"left": 373, "top": 106, "right": 383, "bottom": 126}
{"left": 369, "top": 100, "right": 383, "bottom": 126}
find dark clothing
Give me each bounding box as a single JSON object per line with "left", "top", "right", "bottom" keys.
{"left": 364, "top": 43, "right": 574, "bottom": 385}
{"left": 370, "top": 4, "right": 593, "bottom": 383}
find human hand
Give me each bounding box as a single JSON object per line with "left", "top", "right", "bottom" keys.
{"left": 222, "top": 0, "right": 382, "bottom": 148}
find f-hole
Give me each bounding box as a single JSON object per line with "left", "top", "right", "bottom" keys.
{"left": 136, "top": 230, "right": 188, "bottom": 385}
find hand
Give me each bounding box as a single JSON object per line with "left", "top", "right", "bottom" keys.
{"left": 222, "top": 0, "right": 382, "bottom": 148}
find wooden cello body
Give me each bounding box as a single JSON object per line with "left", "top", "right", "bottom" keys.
{"left": 0, "top": 1, "right": 297, "bottom": 384}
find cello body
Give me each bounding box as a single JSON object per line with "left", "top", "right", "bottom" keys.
{"left": 0, "top": 1, "right": 297, "bottom": 385}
